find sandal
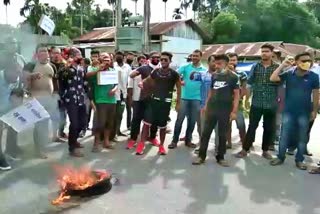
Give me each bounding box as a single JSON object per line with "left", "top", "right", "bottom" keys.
{"left": 103, "top": 144, "right": 115, "bottom": 150}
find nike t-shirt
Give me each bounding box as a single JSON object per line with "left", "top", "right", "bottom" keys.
{"left": 208, "top": 71, "right": 239, "bottom": 109}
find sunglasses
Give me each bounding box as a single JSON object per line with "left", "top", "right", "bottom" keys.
{"left": 301, "top": 59, "right": 312, "bottom": 63}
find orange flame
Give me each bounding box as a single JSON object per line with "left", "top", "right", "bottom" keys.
{"left": 51, "top": 165, "right": 110, "bottom": 205}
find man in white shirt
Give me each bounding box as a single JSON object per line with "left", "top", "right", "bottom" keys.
{"left": 112, "top": 51, "right": 132, "bottom": 139}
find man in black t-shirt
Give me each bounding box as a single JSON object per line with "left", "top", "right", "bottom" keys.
{"left": 135, "top": 52, "right": 181, "bottom": 155}
{"left": 193, "top": 54, "right": 240, "bottom": 167}
{"left": 126, "top": 52, "right": 161, "bottom": 150}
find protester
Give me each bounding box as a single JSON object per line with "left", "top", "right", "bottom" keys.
{"left": 269, "top": 52, "right": 319, "bottom": 170}
{"left": 192, "top": 54, "right": 240, "bottom": 167}
{"left": 0, "top": 37, "right": 25, "bottom": 161}
{"left": 87, "top": 53, "right": 117, "bottom": 152}
{"left": 85, "top": 50, "right": 101, "bottom": 131}
{"left": 0, "top": 62, "right": 22, "bottom": 170}
{"left": 191, "top": 55, "right": 215, "bottom": 154}
{"left": 226, "top": 53, "right": 247, "bottom": 148}
{"left": 125, "top": 52, "right": 135, "bottom": 130}
{"left": 23, "top": 45, "right": 58, "bottom": 159}
{"left": 111, "top": 51, "right": 131, "bottom": 139}
{"left": 236, "top": 44, "right": 279, "bottom": 160}
{"left": 59, "top": 48, "right": 86, "bottom": 157}
{"left": 137, "top": 55, "right": 147, "bottom": 68}
{"left": 77, "top": 58, "right": 92, "bottom": 138}
{"left": 169, "top": 49, "right": 206, "bottom": 149}
{"left": 127, "top": 51, "right": 161, "bottom": 150}
{"left": 50, "top": 47, "right": 68, "bottom": 141}
{"left": 136, "top": 51, "right": 181, "bottom": 155}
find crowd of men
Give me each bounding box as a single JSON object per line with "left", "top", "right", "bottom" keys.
{"left": 1, "top": 40, "right": 320, "bottom": 174}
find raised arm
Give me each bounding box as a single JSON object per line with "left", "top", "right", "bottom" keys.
{"left": 270, "top": 59, "right": 291, "bottom": 82}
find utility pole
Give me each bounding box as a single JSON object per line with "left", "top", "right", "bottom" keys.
{"left": 143, "top": 0, "right": 151, "bottom": 53}
{"left": 115, "top": 0, "right": 122, "bottom": 50}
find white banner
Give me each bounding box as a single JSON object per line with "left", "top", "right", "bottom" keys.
{"left": 0, "top": 99, "right": 50, "bottom": 132}
{"left": 38, "top": 14, "right": 55, "bottom": 36}
{"left": 97, "top": 70, "right": 119, "bottom": 85}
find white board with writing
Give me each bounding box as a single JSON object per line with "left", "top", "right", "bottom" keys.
{"left": 97, "top": 70, "right": 119, "bottom": 85}
{"left": 38, "top": 14, "right": 55, "bottom": 36}
{"left": 0, "top": 99, "right": 50, "bottom": 132}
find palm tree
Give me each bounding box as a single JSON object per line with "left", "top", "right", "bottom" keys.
{"left": 132, "top": 0, "right": 138, "bottom": 16}
{"left": 107, "top": 0, "right": 116, "bottom": 26}
{"left": 163, "top": 0, "right": 168, "bottom": 21}
{"left": 180, "top": 0, "right": 190, "bottom": 19}
{"left": 3, "top": 0, "right": 10, "bottom": 24}
{"left": 172, "top": 8, "right": 183, "bottom": 20}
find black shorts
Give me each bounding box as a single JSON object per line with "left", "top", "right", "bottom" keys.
{"left": 143, "top": 99, "right": 171, "bottom": 129}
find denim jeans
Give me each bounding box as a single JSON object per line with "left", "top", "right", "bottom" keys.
{"left": 277, "top": 113, "right": 309, "bottom": 163}
{"left": 172, "top": 99, "right": 201, "bottom": 143}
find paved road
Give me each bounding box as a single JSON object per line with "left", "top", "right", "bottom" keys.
{"left": 1, "top": 112, "right": 320, "bottom": 214}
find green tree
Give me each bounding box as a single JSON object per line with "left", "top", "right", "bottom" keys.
{"left": 20, "top": 0, "right": 51, "bottom": 33}
{"left": 212, "top": 12, "right": 241, "bottom": 43}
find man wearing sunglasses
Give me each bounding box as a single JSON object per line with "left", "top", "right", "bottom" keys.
{"left": 127, "top": 52, "right": 161, "bottom": 151}
{"left": 269, "top": 52, "right": 319, "bottom": 170}
{"left": 136, "top": 52, "right": 181, "bottom": 155}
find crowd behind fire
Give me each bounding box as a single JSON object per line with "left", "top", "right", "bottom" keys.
{"left": 1, "top": 37, "right": 320, "bottom": 174}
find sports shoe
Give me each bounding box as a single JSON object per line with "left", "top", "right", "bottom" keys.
{"left": 168, "top": 142, "right": 177, "bottom": 149}
{"left": 192, "top": 157, "right": 205, "bottom": 165}
{"left": 185, "top": 142, "right": 197, "bottom": 148}
{"left": 270, "top": 158, "right": 284, "bottom": 166}
{"left": 126, "top": 139, "right": 136, "bottom": 149}
{"left": 296, "top": 162, "right": 307, "bottom": 170}
{"left": 158, "top": 145, "right": 167, "bottom": 155}
{"left": 217, "top": 159, "right": 230, "bottom": 167}
{"left": 262, "top": 151, "right": 273, "bottom": 160}
{"left": 0, "top": 158, "right": 11, "bottom": 171}
{"left": 136, "top": 142, "right": 145, "bottom": 155}
{"left": 150, "top": 138, "right": 160, "bottom": 147}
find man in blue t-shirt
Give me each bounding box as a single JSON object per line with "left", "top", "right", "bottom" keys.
{"left": 168, "top": 50, "right": 206, "bottom": 149}
{"left": 269, "top": 52, "right": 319, "bottom": 170}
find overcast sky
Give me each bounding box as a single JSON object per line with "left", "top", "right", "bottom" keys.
{"left": 0, "top": 0, "right": 194, "bottom": 26}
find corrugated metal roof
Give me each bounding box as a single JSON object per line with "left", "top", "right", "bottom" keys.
{"left": 74, "top": 19, "right": 207, "bottom": 42}
{"left": 202, "top": 42, "right": 320, "bottom": 59}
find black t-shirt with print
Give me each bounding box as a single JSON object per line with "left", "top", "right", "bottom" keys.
{"left": 208, "top": 72, "right": 239, "bottom": 108}
{"left": 150, "top": 68, "right": 179, "bottom": 101}
{"left": 136, "top": 65, "right": 155, "bottom": 100}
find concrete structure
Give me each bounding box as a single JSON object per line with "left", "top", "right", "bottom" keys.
{"left": 74, "top": 19, "right": 207, "bottom": 65}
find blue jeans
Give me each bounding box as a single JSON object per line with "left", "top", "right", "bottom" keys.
{"left": 277, "top": 113, "right": 309, "bottom": 163}
{"left": 173, "top": 99, "right": 201, "bottom": 143}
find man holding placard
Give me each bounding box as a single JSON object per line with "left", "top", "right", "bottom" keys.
{"left": 0, "top": 62, "right": 22, "bottom": 170}
{"left": 87, "top": 53, "right": 118, "bottom": 152}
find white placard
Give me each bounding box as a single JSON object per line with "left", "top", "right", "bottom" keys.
{"left": 97, "top": 70, "right": 119, "bottom": 85}
{"left": 0, "top": 99, "right": 50, "bottom": 132}
{"left": 38, "top": 14, "right": 55, "bottom": 36}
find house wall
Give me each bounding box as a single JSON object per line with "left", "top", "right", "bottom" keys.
{"left": 161, "top": 23, "right": 203, "bottom": 66}
{"left": 162, "top": 35, "right": 202, "bottom": 66}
